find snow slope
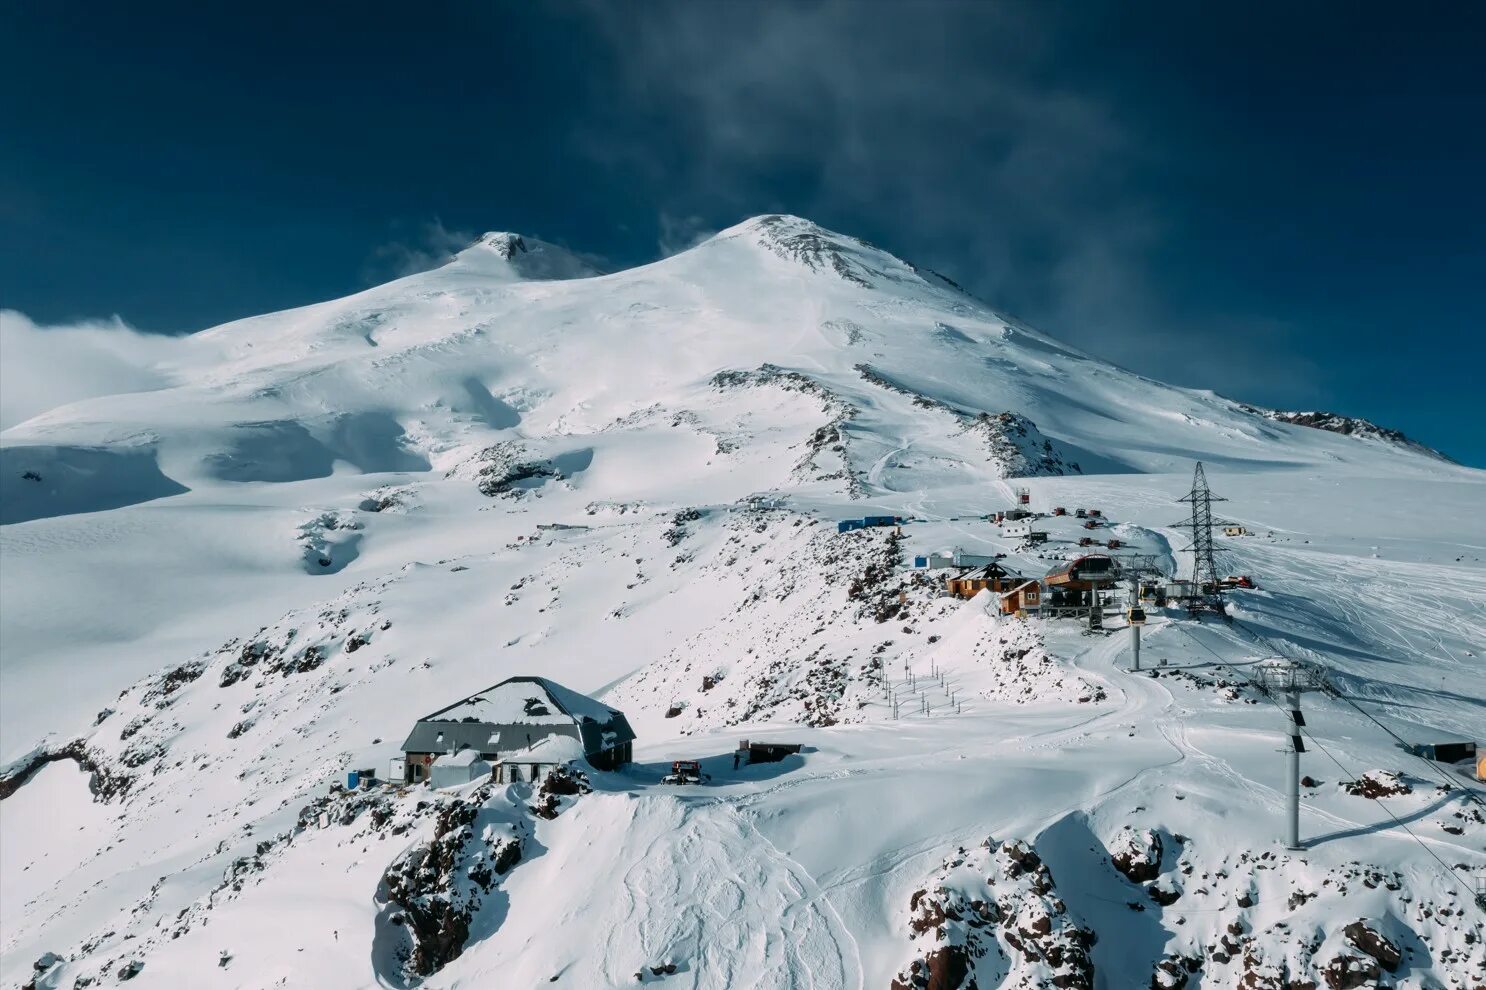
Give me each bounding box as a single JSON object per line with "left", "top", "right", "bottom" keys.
{"left": 2, "top": 216, "right": 1483, "bottom": 990}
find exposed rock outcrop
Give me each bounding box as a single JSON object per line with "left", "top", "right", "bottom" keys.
{"left": 893, "top": 837, "right": 1095, "bottom": 990}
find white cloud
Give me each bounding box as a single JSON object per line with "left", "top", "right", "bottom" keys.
{"left": 0, "top": 310, "right": 180, "bottom": 432}
{"left": 367, "top": 218, "right": 475, "bottom": 280}
{"left": 657, "top": 212, "right": 717, "bottom": 257}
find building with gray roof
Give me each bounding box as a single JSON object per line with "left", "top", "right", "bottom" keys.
{"left": 399, "top": 676, "right": 634, "bottom": 784}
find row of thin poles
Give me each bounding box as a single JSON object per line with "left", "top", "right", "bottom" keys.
{"left": 881, "top": 655, "right": 961, "bottom": 718}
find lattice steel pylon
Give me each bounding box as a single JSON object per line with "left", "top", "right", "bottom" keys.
{"left": 1173, "top": 462, "right": 1228, "bottom": 616}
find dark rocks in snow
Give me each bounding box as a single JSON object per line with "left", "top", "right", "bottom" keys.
{"left": 751, "top": 214, "right": 877, "bottom": 287}
{"left": 1238, "top": 404, "right": 1453, "bottom": 462}
{"left": 845, "top": 529, "right": 905, "bottom": 624}
{"left": 889, "top": 944, "right": 972, "bottom": 990}
{"left": 895, "top": 836, "right": 1095, "bottom": 990}
{"left": 378, "top": 785, "right": 544, "bottom": 980}
{"left": 457, "top": 441, "right": 564, "bottom": 498}
{"left": 1110, "top": 827, "right": 1164, "bottom": 883}
{"left": 359, "top": 486, "right": 411, "bottom": 512}
{"left": 0, "top": 739, "right": 132, "bottom": 801}
{"left": 1342, "top": 771, "right": 1411, "bottom": 799}
{"left": 531, "top": 765, "right": 591, "bottom": 819}
{"left": 965, "top": 411, "right": 1081, "bottom": 478}
{"left": 381, "top": 796, "right": 489, "bottom": 976}
{"left": 1151, "top": 954, "right": 1201, "bottom": 990}
{"left": 1147, "top": 880, "right": 1182, "bottom": 906}
{"left": 664, "top": 507, "right": 703, "bottom": 546}
{"left": 1320, "top": 952, "right": 1379, "bottom": 990}
{"left": 115, "top": 959, "right": 143, "bottom": 981}
{"left": 21, "top": 952, "right": 64, "bottom": 990}
{"left": 141, "top": 660, "right": 207, "bottom": 706}
{"left": 218, "top": 638, "right": 284, "bottom": 688}
{"left": 282, "top": 644, "right": 326, "bottom": 676}
{"left": 1341, "top": 920, "right": 1401, "bottom": 972}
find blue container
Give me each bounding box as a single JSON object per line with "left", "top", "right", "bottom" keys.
{"left": 346, "top": 770, "right": 360, "bottom": 790}
{"left": 914, "top": 556, "right": 928, "bottom": 568}
{"left": 863, "top": 515, "right": 896, "bottom": 527}
{"left": 837, "top": 519, "right": 864, "bottom": 533}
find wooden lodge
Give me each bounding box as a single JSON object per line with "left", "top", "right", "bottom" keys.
{"left": 999, "top": 580, "right": 1042, "bottom": 615}
{"left": 945, "top": 561, "right": 1023, "bottom": 600}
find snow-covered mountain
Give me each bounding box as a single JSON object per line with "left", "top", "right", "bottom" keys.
{"left": 2, "top": 216, "right": 1482, "bottom": 989}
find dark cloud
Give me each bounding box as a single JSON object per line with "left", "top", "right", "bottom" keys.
{"left": 574, "top": 5, "right": 1186, "bottom": 364}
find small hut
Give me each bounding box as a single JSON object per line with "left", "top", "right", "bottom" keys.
{"left": 429, "top": 749, "right": 491, "bottom": 789}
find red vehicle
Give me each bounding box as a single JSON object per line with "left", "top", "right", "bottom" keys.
{"left": 1083, "top": 520, "right": 1100, "bottom": 529}
{"left": 1106, "top": 538, "right": 1123, "bottom": 549}
{"left": 1088, "top": 508, "right": 1103, "bottom": 518}
{"left": 1052, "top": 507, "right": 1068, "bottom": 516}
{"left": 1220, "top": 575, "right": 1256, "bottom": 590}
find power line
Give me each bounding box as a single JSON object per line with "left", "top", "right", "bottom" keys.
{"left": 1224, "top": 614, "right": 1485, "bottom": 811}
{"left": 1164, "top": 622, "right": 1478, "bottom": 903}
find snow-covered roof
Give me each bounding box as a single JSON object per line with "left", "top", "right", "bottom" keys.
{"left": 421, "top": 676, "right": 623, "bottom": 728}
{"left": 432, "top": 748, "right": 487, "bottom": 768}
{"left": 403, "top": 676, "right": 636, "bottom": 756}
{"left": 500, "top": 734, "right": 586, "bottom": 763}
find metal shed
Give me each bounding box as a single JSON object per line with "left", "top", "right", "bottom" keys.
{"left": 429, "top": 749, "right": 491, "bottom": 789}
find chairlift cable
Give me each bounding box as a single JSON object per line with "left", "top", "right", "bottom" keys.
{"left": 1223, "top": 615, "right": 1485, "bottom": 811}
{"left": 1164, "top": 623, "right": 1477, "bottom": 902}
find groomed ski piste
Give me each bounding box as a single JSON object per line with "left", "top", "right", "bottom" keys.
{"left": 1, "top": 217, "right": 1482, "bottom": 989}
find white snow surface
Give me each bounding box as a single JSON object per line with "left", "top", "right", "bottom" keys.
{"left": 430, "top": 749, "right": 484, "bottom": 769}
{"left": 1, "top": 215, "right": 1483, "bottom": 989}
{"left": 502, "top": 733, "right": 586, "bottom": 764}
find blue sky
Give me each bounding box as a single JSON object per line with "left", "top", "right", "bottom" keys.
{"left": 3, "top": 1, "right": 1483, "bottom": 463}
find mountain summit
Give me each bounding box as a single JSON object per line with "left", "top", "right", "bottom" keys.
{"left": 450, "top": 230, "right": 605, "bottom": 281}
{"left": 0, "top": 215, "right": 1455, "bottom": 527}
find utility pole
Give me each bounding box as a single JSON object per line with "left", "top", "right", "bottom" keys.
{"left": 1128, "top": 602, "right": 1146, "bottom": 670}
{"left": 1258, "top": 658, "right": 1328, "bottom": 850}
{"left": 1174, "top": 462, "right": 1230, "bottom": 617}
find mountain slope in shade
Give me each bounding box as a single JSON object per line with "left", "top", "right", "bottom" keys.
{"left": 2, "top": 216, "right": 1482, "bottom": 990}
